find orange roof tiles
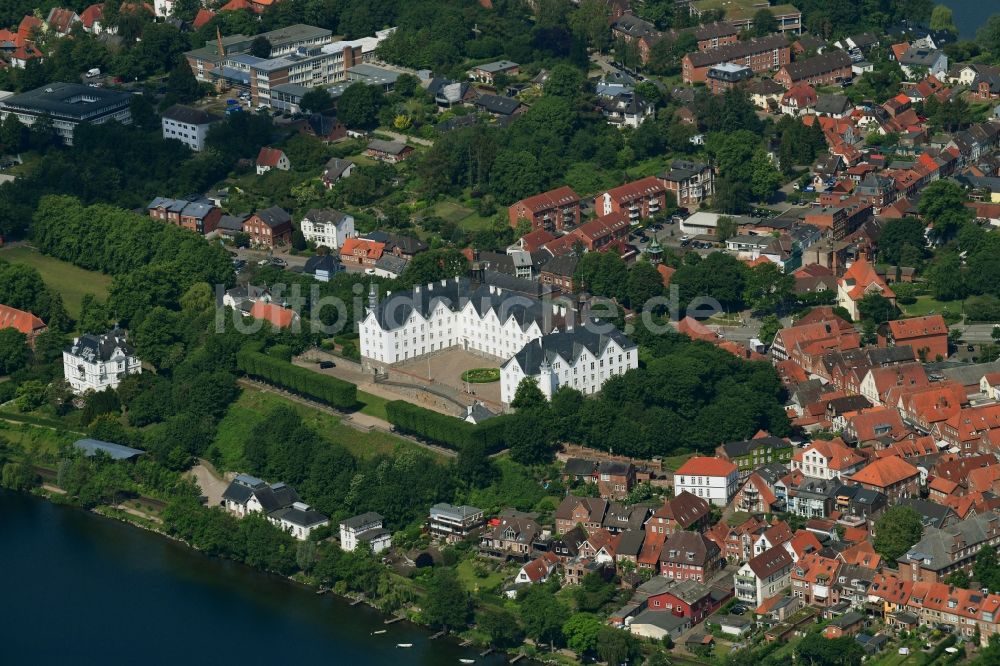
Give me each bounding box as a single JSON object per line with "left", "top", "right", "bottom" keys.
{"left": 256, "top": 147, "right": 286, "bottom": 167}
{"left": 248, "top": 302, "right": 297, "bottom": 328}
{"left": 518, "top": 229, "right": 556, "bottom": 252}
{"left": 841, "top": 258, "right": 894, "bottom": 301}
{"left": 193, "top": 8, "right": 216, "bottom": 28}
{"left": 675, "top": 316, "right": 718, "bottom": 342}
{"left": 847, "top": 407, "right": 906, "bottom": 442}
{"left": 340, "top": 237, "right": 384, "bottom": 261}
{"left": 0, "top": 304, "right": 46, "bottom": 336}
{"left": 849, "top": 455, "right": 919, "bottom": 488}
{"left": 784, "top": 530, "right": 822, "bottom": 559}
{"left": 657, "top": 264, "right": 675, "bottom": 287}
{"left": 675, "top": 456, "right": 737, "bottom": 478}
{"left": 793, "top": 438, "right": 865, "bottom": 471}
{"left": 80, "top": 4, "right": 104, "bottom": 29}
{"left": 600, "top": 176, "right": 666, "bottom": 205}
{"left": 885, "top": 315, "right": 947, "bottom": 340}
{"left": 514, "top": 186, "right": 579, "bottom": 214}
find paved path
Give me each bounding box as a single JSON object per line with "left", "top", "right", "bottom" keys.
{"left": 189, "top": 460, "right": 234, "bottom": 508}
{"left": 378, "top": 130, "right": 433, "bottom": 147}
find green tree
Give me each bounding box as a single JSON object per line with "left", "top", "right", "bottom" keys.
{"left": 423, "top": 568, "right": 471, "bottom": 630}
{"left": 930, "top": 5, "right": 957, "bottom": 34}
{"left": 477, "top": 608, "right": 524, "bottom": 649}
{"left": 743, "top": 262, "right": 794, "bottom": 314}
{"left": 751, "top": 9, "right": 778, "bottom": 37}
{"left": 299, "top": 87, "right": 333, "bottom": 113}
{"left": 250, "top": 36, "right": 272, "bottom": 58}
{"left": 455, "top": 440, "right": 497, "bottom": 488}
{"left": 919, "top": 180, "right": 972, "bottom": 242}
{"left": 512, "top": 377, "right": 547, "bottom": 412}
{"left": 758, "top": 314, "right": 782, "bottom": 344}
{"left": 716, "top": 216, "right": 738, "bottom": 241}
{"left": 568, "top": 0, "right": 611, "bottom": 52}
{"left": 873, "top": 506, "right": 923, "bottom": 563}
{"left": 857, "top": 293, "right": 899, "bottom": 324}
{"left": 796, "top": 633, "right": 864, "bottom": 666}
{"left": 563, "top": 613, "right": 603, "bottom": 656}
{"left": 974, "top": 545, "right": 1000, "bottom": 593}
{"left": 596, "top": 626, "right": 637, "bottom": 666}
{"left": 519, "top": 586, "right": 569, "bottom": 650}
{"left": 878, "top": 217, "right": 926, "bottom": 265}
{"left": 507, "top": 413, "right": 555, "bottom": 466}
{"left": 944, "top": 569, "right": 970, "bottom": 589}
{"left": 0, "top": 327, "right": 29, "bottom": 375}
{"left": 14, "top": 380, "right": 46, "bottom": 412}
{"left": 544, "top": 64, "right": 587, "bottom": 101}
{"left": 749, "top": 150, "right": 783, "bottom": 201}
{"left": 337, "top": 83, "right": 385, "bottom": 130}
{"left": 627, "top": 261, "right": 663, "bottom": 310}
{"left": 980, "top": 14, "right": 1000, "bottom": 58}
{"left": 165, "top": 56, "right": 202, "bottom": 104}
{"left": 926, "top": 251, "right": 966, "bottom": 301}
{"left": 490, "top": 150, "right": 544, "bottom": 204}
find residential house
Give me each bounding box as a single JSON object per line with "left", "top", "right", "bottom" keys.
{"left": 46, "top": 8, "right": 80, "bottom": 36}
{"left": 602, "top": 502, "right": 650, "bottom": 535}
{"left": 707, "top": 63, "right": 753, "bottom": 95}
{"left": 365, "top": 139, "right": 413, "bottom": 163}
{"left": 847, "top": 456, "right": 919, "bottom": 503}
{"left": 561, "top": 457, "right": 597, "bottom": 485}
{"left": 837, "top": 258, "right": 895, "bottom": 320}
{"left": 644, "top": 577, "right": 730, "bottom": 624}
{"left": 508, "top": 186, "right": 581, "bottom": 232}
{"left": 511, "top": 552, "right": 559, "bottom": 592}
{"left": 878, "top": 315, "right": 948, "bottom": 361}
{"left": 859, "top": 363, "right": 929, "bottom": 406}
{"left": 899, "top": 511, "right": 1000, "bottom": 583}
{"left": 321, "top": 157, "right": 354, "bottom": 187}
{"left": 62, "top": 327, "right": 141, "bottom": 394}
{"left": 0, "top": 304, "right": 47, "bottom": 347}
{"left": 339, "top": 237, "right": 384, "bottom": 267}
{"left": 897, "top": 45, "right": 948, "bottom": 80}
{"left": 555, "top": 496, "right": 608, "bottom": 535}
{"left": 659, "top": 160, "right": 714, "bottom": 207}
{"left": 147, "top": 197, "right": 222, "bottom": 235}
{"left": 473, "top": 94, "right": 522, "bottom": 118}
{"left": 247, "top": 302, "right": 299, "bottom": 329}
{"left": 595, "top": 177, "right": 668, "bottom": 222}
{"left": 674, "top": 457, "right": 739, "bottom": 506}
{"left": 302, "top": 254, "right": 341, "bottom": 282}
{"left": 791, "top": 553, "right": 841, "bottom": 606}
{"left": 734, "top": 471, "right": 782, "bottom": 514}
{"left": 682, "top": 33, "right": 791, "bottom": 84}
{"left": 339, "top": 511, "right": 391, "bottom": 553}
{"left": 429, "top": 503, "right": 484, "bottom": 543}
{"left": 716, "top": 435, "right": 793, "bottom": 480}
{"left": 597, "top": 91, "right": 654, "bottom": 128}
{"left": 222, "top": 474, "right": 329, "bottom": 540}
{"left": 898, "top": 498, "right": 958, "bottom": 530}
{"left": 791, "top": 439, "right": 866, "bottom": 481}
{"left": 245, "top": 206, "right": 293, "bottom": 248}
{"left": 780, "top": 84, "right": 818, "bottom": 116}
{"left": 823, "top": 611, "right": 866, "bottom": 638}
{"left": 300, "top": 208, "right": 354, "bottom": 249}
{"left": 786, "top": 476, "right": 840, "bottom": 518}
{"left": 364, "top": 231, "right": 428, "bottom": 259}
{"left": 571, "top": 213, "right": 631, "bottom": 253}
{"left": 659, "top": 531, "right": 723, "bottom": 583}
{"left": 255, "top": 147, "right": 290, "bottom": 175}
{"left": 734, "top": 544, "right": 795, "bottom": 607}
{"left": 597, "top": 460, "right": 636, "bottom": 499}
{"left": 469, "top": 60, "right": 519, "bottom": 83}
{"left": 774, "top": 50, "right": 853, "bottom": 88}
{"left": 480, "top": 510, "right": 541, "bottom": 560}
{"left": 270, "top": 502, "right": 331, "bottom": 541}
{"left": 645, "top": 492, "right": 712, "bottom": 541}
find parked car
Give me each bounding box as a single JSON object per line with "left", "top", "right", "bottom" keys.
{"left": 680, "top": 239, "right": 691, "bottom": 247}
{"left": 968, "top": 344, "right": 976, "bottom": 352}
{"left": 270, "top": 257, "right": 287, "bottom": 267}
{"left": 319, "top": 360, "right": 335, "bottom": 369}
{"left": 257, "top": 258, "right": 270, "bottom": 266}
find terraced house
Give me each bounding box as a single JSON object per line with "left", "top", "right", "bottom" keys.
{"left": 716, "top": 435, "right": 793, "bottom": 480}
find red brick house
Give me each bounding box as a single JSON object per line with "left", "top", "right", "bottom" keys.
{"left": 597, "top": 460, "right": 636, "bottom": 499}
{"left": 878, "top": 315, "right": 948, "bottom": 361}
{"left": 791, "top": 553, "right": 841, "bottom": 607}
{"left": 595, "top": 177, "right": 667, "bottom": 223}
{"left": 847, "top": 455, "right": 920, "bottom": 503}
{"left": 645, "top": 492, "right": 711, "bottom": 542}
{"left": 774, "top": 51, "right": 853, "bottom": 88}
{"left": 554, "top": 496, "right": 607, "bottom": 535}
{"left": 572, "top": 212, "right": 631, "bottom": 252}
{"left": 245, "top": 206, "right": 292, "bottom": 248}
{"left": 507, "top": 186, "right": 581, "bottom": 232}
{"left": 682, "top": 33, "right": 790, "bottom": 83}
{"left": 658, "top": 531, "right": 723, "bottom": 583}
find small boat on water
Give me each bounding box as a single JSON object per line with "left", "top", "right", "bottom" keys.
{"left": 371, "top": 630, "right": 386, "bottom": 635}
{"left": 397, "top": 643, "right": 413, "bottom": 648}
{"left": 459, "top": 660, "right": 475, "bottom": 664}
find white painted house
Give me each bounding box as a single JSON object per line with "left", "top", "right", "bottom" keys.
{"left": 221, "top": 474, "right": 329, "bottom": 541}
{"left": 734, "top": 544, "right": 794, "bottom": 607}
{"left": 790, "top": 440, "right": 865, "bottom": 480}
{"left": 161, "top": 104, "right": 221, "bottom": 152}
{"left": 339, "top": 512, "right": 392, "bottom": 553}
{"left": 62, "top": 327, "right": 141, "bottom": 394}
{"left": 672, "top": 457, "right": 739, "bottom": 507}
{"left": 299, "top": 208, "right": 355, "bottom": 249}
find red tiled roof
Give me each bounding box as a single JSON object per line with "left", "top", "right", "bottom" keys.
{"left": 847, "top": 407, "right": 906, "bottom": 442}
{"left": 18, "top": 16, "right": 42, "bottom": 39}
{"left": 513, "top": 186, "right": 579, "bottom": 214}
{"left": 519, "top": 229, "right": 556, "bottom": 252}
{"left": 0, "top": 304, "right": 46, "bottom": 336}
{"left": 675, "top": 316, "right": 718, "bottom": 342}
{"left": 675, "top": 456, "right": 737, "bottom": 478}
{"left": 80, "top": 4, "right": 104, "bottom": 29}
{"left": 193, "top": 8, "right": 216, "bottom": 28}
{"left": 600, "top": 176, "right": 665, "bottom": 205}
{"left": 840, "top": 258, "right": 894, "bottom": 301}
{"left": 885, "top": 315, "right": 947, "bottom": 341}
{"left": 340, "top": 238, "right": 384, "bottom": 261}
{"left": 657, "top": 264, "right": 675, "bottom": 287}
{"left": 221, "top": 0, "right": 252, "bottom": 12}
{"left": 573, "top": 211, "right": 630, "bottom": 243}
{"left": 47, "top": 8, "right": 79, "bottom": 33}
{"left": 248, "top": 302, "right": 297, "bottom": 328}
{"left": 849, "top": 455, "right": 918, "bottom": 488}
{"left": 256, "top": 147, "right": 286, "bottom": 167}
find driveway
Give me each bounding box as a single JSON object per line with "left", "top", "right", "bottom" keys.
{"left": 189, "top": 460, "right": 234, "bottom": 508}
{"left": 378, "top": 130, "right": 433, "bottom": 147}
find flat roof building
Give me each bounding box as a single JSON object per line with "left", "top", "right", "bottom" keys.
{"left": 0, "top": 82, "right": 131, "bottom": 145}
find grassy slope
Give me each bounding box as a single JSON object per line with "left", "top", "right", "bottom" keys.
{"left": 212, "top": 387, "right": 443, "bottom": 470}
{"left": 0, "top": 246, "right": 112, "bottom": 318}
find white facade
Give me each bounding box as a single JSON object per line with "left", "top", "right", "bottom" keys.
{"left": 153, "top": 0, "right": 175, "bottom": 17}
{"left": 790, "top": 442, "right": 864, "bottom": 480}
{"left": 339, "top": 512, "right": 391, "bottom": 553}
{"left": 62, "top": 330, "right": 141, "bottom": 395}
{"left": 734, "top": 546, "right": 793, "bottom": 607}
{"left": 500, "top": 335, "right": 638, "bottom": 405}
{"left": 161, "top": 115, "right": 216, "bottom": 152}
{"left": 360, "top": 280, "right": 546, "bottom": 368}
{"left": 673, "top": 467, "right": 739, "bottom": 506}
{"left": 300, "top": 211, "right": 355, "bottom": 249}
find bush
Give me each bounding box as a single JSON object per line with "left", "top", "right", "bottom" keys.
{"left": 236, "top": 349, "right": 357, "bottom": 409}
{"left": 385, "top": 400, "right": 509, "bottom": 453}
{"left": 460, "top": 368, "right": 500, "bottom": 383}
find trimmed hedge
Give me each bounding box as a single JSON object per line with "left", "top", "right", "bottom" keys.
{"left": 385, "top": 400, "right": 508, "bottom": 453}
{"left": 236, "top": 349, "right": 358, "bottom": 410}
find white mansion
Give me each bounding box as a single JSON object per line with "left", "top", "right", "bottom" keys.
{"left": 359, "top": 278, "right": 637, "bottom": 407}
{"left": 62, "top": 328, "right": 142, "bottom": 394}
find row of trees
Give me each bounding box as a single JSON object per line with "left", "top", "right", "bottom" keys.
{"left": 236, "top": 348, "right": 358, "bottom": 410}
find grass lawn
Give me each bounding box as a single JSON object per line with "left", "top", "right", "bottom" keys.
{"left": 660, "top": 452, "right": 695, "bottom": 471}
{"left": 421, "top": 200, "right": 493, "bottom": 232}
{"left": 211, "top": 387, "right": 444, "bottom": 470}
{"left": 0, "top": 420, "right": 77, "bottom": 456}
{"left": 0, "top": 246, "right": 112, "bottom": 318}
{"left": 455, "top": 558, "right": 506, "bottom": 594}
{"left": 356, "top": 390, "right": 390, "bottom": 421}
{"left": 901, "top": 295, "right": 964, "bottom": 319}
{"left": 726, "top": 511, "right": 754, "bottom": 526}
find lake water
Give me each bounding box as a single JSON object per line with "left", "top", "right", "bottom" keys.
{"left": 949, "top": 0, "right": 999, "bottom": 40}
{"left": 0, "top": 491, "right": 505, "bottom": 666}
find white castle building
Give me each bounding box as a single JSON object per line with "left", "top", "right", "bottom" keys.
{"left": 62, "top": 327, "right": 142, "bottom": 394}
{"left": 358, "top": 277, "right": 637, "bottom": 407}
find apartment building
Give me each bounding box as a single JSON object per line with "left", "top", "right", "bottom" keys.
{"left": 682, "top": 33, "right": 791, "bottom": 83}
